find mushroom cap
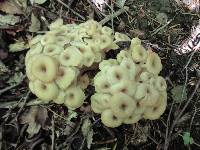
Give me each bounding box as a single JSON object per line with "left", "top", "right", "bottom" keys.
{"left": 145, "top": 51, "right": 162, "bottom": 75}
{"left": 143, "top": 93, "right": 167, "bottom": 120}
{"left": 31, "top": 54, "right": 58, "bottom": 82}
{"left": 120, "top": 58, "right": 137, "bottom": 80}
{"left": 26, "top": 54, "right": 38, "bottom": 81}
{"left": 41, "top": 34, "right": 56, "bottom": 45}
{"left": 29, "top": 35, "right": 43, "bottom": 47}
{"left": 110, "top": 93, "right": 136, "bottom": 118}
{"left": 117, "top": 50, "right": 132, "bottom": 63}
{"left": 114, "top": 32, "right": 130, "bottom": 42}
{"left": 94, "top": 73, "right": 111, "bottom": 93}
{"left": 29, "top": 43, "right": 43, "bottom": 55}
{"left": 131, "top": 45, "right": 147, "bottom": 63}
{"left": 155, "top": 76, "right": 167, "bottom": 91}
{"left": 43, "top": 44, "right": 63, "bottom": 56}
{"left": 110, "top": 80, "right": 136, "bottom": 97}
{"left": 48, "top": 18, "right": 63, "bottom": 30}
{"left": 33, "top": 80, "right": 59, "bottom": 101}
{"left": 123, "top": 113, "right": 141, "bottom": 124}
{"left": 101, "top": 26, "right": 113, "bottom": 35}
{"left": 59, "top": 46, "right": 83, "bottom": 67}
{"left": 56, "top": 66, "right": 76, "bottom": 90}
{"left": 101, "top": 109, "right": 122, "bottom": 128}
{"left": 130, "top": 37, "right": 141, "bottom": 49}
{"left": 99, "top": 59, "right": 118, "bottom": 71}
{"left": 64, "top": 86, "right": 85, "bottom": 109}
{"left": 107, "top": 66, "right": 129, "bottom": 84}
{"left": 54, "top": 90, "right": 65, "bottom": 104}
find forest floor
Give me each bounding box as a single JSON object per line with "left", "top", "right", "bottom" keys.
{"left": 0, "top": 0, "right": 200, "bottom": 150}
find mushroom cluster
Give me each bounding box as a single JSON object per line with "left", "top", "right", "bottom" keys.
{"left": 91, "top": 38, "right": 167, "bottom": 127}
{"left": 25, "top": 19, "right": 117, "bottom": 110}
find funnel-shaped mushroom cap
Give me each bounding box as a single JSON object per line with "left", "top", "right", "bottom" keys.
{"left": 139, "top": 71, "right": 153, "bottom": 83}
{"left": 101, "top": 26, "right": 113, "bottom": 35}
{"left": 41, "top": 34, "right": 56, "bottom": 45}
{"left": 91, "top": 93, "right": 111, "bottom": 113}
{"left": 110, "top": 93, "right": 136, "bottom": 118}
{"left": 99, "top": 59, "right": 118, "bottom": 71}
{"left": 64, "top": 86, "right": 85, "bottom": 109}
{"left": 107, "top": 66, "right": 129, "bottom": 84}
{"left": 139, "top": 85, "right": 160, "bottom": 106}
{"left": 143, "top": 93, "right": 167, "bottom": 120}
{"left": 145, "top": 51, "right": 162, "bottom": 75}
{"left": 54, "top": 90, "right": 65, "bottom": 104}
{"left": 29, "top": 35, "right": 43, "bottom": 46}
{"left": 155, "top": 76, "right": 167, "bottom": 91}
{"left": 130, "top": 37, "right": 141, "bottom": 49}
{"left": 29, "top": 81, "right": 35, "bottom": 94}
{"left": 117, "top": 50, "right": 131, "bottom": 63}
{"left": 114, "top": 32, "right": 130, "bottom": 42}
{"left": 94, "top": 74, "right": 111, "bottom": 93}
{"left": 31, "top": 55, "right": 58, "bottom": 82}
{"left": 29, "top": 43, "right": 43, "bottom": 55}
{"left": 101, "top": 109, "right": 122, "bottom": 128}
{"left": 26, "top": 54, "right": 38, "bottom": 81}
{"left": 123, "top": 113, "right": 141, "bottom": 124}
{"left": 59, "top": 46, "right": 83, "bottom": 67}
{"left": 99, "top": 34, "right": 113, "bottom": 50}
{"left": 43, "top": 44, "right": 63, "bottom": 56}
{"left": 131, "top": 45, "right": 147, "bottom": 63}
{"left": 33, "top": 80, "right": 59, "bottom": 101}
{"left": 56, "top": 66, "right": 76, "bottom": 89}
{"left": 120, "top": 58, "right": 137, "bottom": 80}
{"left": 111, "top": 80, "right": 136, "bottom": 97}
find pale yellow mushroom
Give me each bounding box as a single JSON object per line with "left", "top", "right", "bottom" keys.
{"left": 59, "top": 46, "right": 83, "bottom": 67}
{"left": 29, "top": 43, "right": 43, "bottom": 55}
{"left": 155, "top": 76, "right": 167, "bottom": 91}
{"left": 134, "top": 83, "right": 148, "bottom": 100}
{"left": 120, "top": 58, "right": 137, "bottom": 80}
{"left": 41, "top": 33, "right": 56, "bottom": 45}
{"left": 56, "top": 66, "right": 76, "bottom": 89}
{"left": 43, "top": 44, "right": 63, "bottom": 56}
{"left": 123, "top": 113, "right": 141, "bottom": 124}
{"left": 82, "top": 50, "right": 95, "bottom": 67}
{"left": 129, "top": 37, "right": 141, "bottom": 49}
{"left": 54, "top": 90, "right": 65, "bottom": 104}
{"left": 99, "top": 59, "right": 118, "bottom": 71}
{"left": 114, "top": 32, "right": 130, "bottom": 42}
{"left": 145, "top": 51, "right": 162, "bottom": 75}
{"left": 116, "top": 50, "right": 132, "bottom": 63}
{"left": 49, "top": 18, "right": 63, "bottom": 30}
{"left": 31, "top": 54, "right": 58, "bottom": 82}
{"left": 110, "top": 80, "right": 136, "bottom": 97}
{"left": 99, "top": 34, "right": 113, "bottom": 50}
{"left": 107, "top": 66, "right": 129, "bottom": 84}
{"left": 29, "top": 35, "right": 43, "bottom": 46}
{"left": 94, "top": 74, "right": 111, "bottom": 93}
{"left": 101, "top": 109, "right": 122, "bottom": 128}
{"left": 110, "top": 93, "right": 136, "bottom": 119}
{"left": 29, "top": 81, "right": 35, "bottom": 94}
{"left": 139, "top": 71, "right": 153, "bottom": 83}
{"left": 139, "top": 85, "right": 160, "bottom": 107}
{"left": 101, "top": 26, "right": 113, "bottom": 35}
{"left": 131, "top": 45, "right": 147, "bottom": 63}
{"left": 26, "top": 55, "right": 38, "bottom": 81}
{"left": 78, "top": 74, "right": 90, "bottom": 89}
{"left": 56, "top": 36, "right": 71, "bottom": 46}
{"left": 64, "top": 86, "right": 85, "bottom": 109}
{"left": 33, "top": 80, "right": 59, "bottom": 101}
{"left": 143, "top": 93, "right": 167, "bottom": 120}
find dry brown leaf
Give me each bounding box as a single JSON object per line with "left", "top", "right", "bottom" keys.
{"left": 19, "top": 106, "right": 50, "bottom": 137}
{"left": 0, "top": 0, "right": 23, "bottom": 14}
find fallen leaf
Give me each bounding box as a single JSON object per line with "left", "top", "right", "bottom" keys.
{"left": 172, "top": 85, "right": 187, "bottom": 103}
{"left": 0, "top": 60, "right": 8, "bottom": 75}
{"left": 81, "top": 118, "right": 93, "bottom": 149}
{"left": 9, "top": 41, "right": 29, "bottom": 52}
{"left": 116, "top": 0, "right": 127, "bottom": 7}
{"left": 19, "top": 106, "right": 50, "bottom": 137}
{"left": 0, "top": 14, "right": 20, "bottom": 26}
{"left": 29, "top": 13, "right": 41, "bottom": 32}
{"left": 0, "top": 0, "right": 23, "bottom": 14}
